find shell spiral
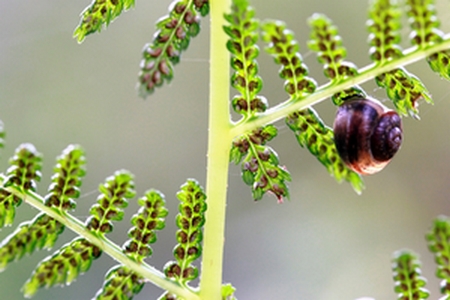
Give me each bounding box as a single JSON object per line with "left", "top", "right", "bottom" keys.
{"left": 333, "top": 98, "right": 403, "bottom": 175}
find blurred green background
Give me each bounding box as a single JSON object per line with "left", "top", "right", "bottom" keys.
{"left": 1, "top": 0, "right": 450, "bottom": 299}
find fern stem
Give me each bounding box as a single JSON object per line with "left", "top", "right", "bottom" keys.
{"left": 231, "top": 35, "right": 450, "bottom": 137}
{"left": 0, "top": 175, "right": 200, "bottom": 300}
{"left": 199, "top": 0, "right": 232, "bottom": 298}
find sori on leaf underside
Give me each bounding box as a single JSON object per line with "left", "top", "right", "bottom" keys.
{"left": 1, "top": 0, "right": 450, "bottom": 299}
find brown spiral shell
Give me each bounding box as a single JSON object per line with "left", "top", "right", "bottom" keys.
{"left": 333, "top": 98, "right": 403, "bottom": 175}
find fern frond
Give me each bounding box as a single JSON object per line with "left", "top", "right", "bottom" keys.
{"left": 94, "top": 189, "right": 168, "bottom": 300}
{"left": 307, "top": 13, "right": 365, "bottom": 110}
{"left": 0, "top": 145, "right": 86, "bottom": 271}
{"left": 308, "top": 13, "right": 357, "bottom": 82}
{"left": 402, "top": 0, "right": 450, "bottom": 81}
{"left": 0, "top": 190, "right": 20, "bottom": 228}
{"left": 330, "top": 85, "right": 367, "bottom": 106}
{"left": 164, "top": 179, "right": 206, "bottom": 286}
{"left": 192, "top": 0, "right": 209, "bottom": 16}
{"left": 405, "top": 0, "right": 450, "bottom": 81}
{"left": 124, "top": 190, "right": 168, "bottom": 261}
{"left": 45, "top": 144, "right": 86, "bottom": 210}
{"left": 262, "top": 20, "right": 317, "bottom": 100}
{"left": 392, "top": 250, "right": 429, "bottom": 299}
{"left": 426, "top": 216, "right": 450, "bottom": 296}
{"left": 74, "top": 0, "right": 135, "bottom": 43}
{"left": 0, "top": 214, "right": 63, "bottom": 272}
{"left": 95, "top": 265, "right": 145, "bottom": 300}
{"left": 86, "top": 170, "right": 135, "bottom": 235}
{"left": 4, "top": 143, "right": 42, "bottom": 192}
{"left": 261, "top": 20, "right": 363, "bottom": 194}
{"left": 367, "top": 0, "right": 432, "bottom": 118}
{"left": 286, "top": 109, "right": 364, "bottom": 194}
{"left": 427, "top": 49, "right": 450, "bottom": 81}
{"left": 375, "top": 67, "right": 432, "bottom": 118}
{"left": 221, "top": 284, "right": 237, "bottom": 300}
{"left": 22, "top": 237, "right": 102, "bottom": 297}
{"left": 224, "top": 0, "right": 264, "bottom": 118}
{"left": 367, "top": 0, "right": 403, "bottom": 64}
{"left": 0, "top": 144, "right": 42, "bottom": 228}
{"left": 231, "top": 126, "right": 291, "bottom": 202}
{"left": 22, "top": 170, "right": 135, "bottom": 297}
{"left": 405, "top": 0, "right": 443, "bottom": 47}
{"left": 138, "top": 0, "right": 207, "bottom": 97}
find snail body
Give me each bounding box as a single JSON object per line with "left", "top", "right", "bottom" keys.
{"left": 333, "top": 98, "right": 403, "bottom": 175}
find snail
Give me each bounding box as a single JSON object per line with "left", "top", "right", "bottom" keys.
{"left": 333, "top": 97, "right": 403, "bottom": 175}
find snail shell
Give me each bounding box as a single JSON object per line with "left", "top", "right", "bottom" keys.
{"left": 333, "top": 98, "right": 403, "bottom": 175}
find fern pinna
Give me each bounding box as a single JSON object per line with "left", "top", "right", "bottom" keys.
{"left": 0, "top": 145, "right": 85, "bottom": 271}
{"left": 1, "top": 0, "right": 450, "bottom": 299}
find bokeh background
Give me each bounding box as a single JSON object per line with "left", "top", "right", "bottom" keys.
{"left": 1, "top": 0, "right": 450, "bottom": 299}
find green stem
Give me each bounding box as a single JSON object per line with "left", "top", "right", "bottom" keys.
{"left": 230, "top": 36, "right": 450, "bottom": 137}
{"left": 0, "top": 175, "right": 200, "bottom": 300}
{"left": 199, "top": 0, "right": 232, "bottom": 298}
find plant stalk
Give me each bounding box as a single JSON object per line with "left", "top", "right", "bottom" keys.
{"left": 199, "top": 0, "right": 232, "bottom": 298}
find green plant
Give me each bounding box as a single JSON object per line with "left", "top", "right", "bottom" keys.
{"left": 1, "top": 0, "right": 450, "bottom": 299}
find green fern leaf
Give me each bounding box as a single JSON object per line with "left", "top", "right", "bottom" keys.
{"left": 164, "top": 179, "right": 206, "bottom": 285}
{"left": 73, "top": 0, "right": 135, "bottom": 43}
{"left": 330, "top": 86, "right": 367, "bottom": 106}
{"left": 405, "top": 0, "right": 443, "bottom": 47}
{"left": 0, "top": 214, "right": 64, "bottom": 272}
{"left": 45, "top": 144, "right": 86, "bottom": 210}
{"left": 427, "top": 50, "right": 450, "bottom": 81}
{"left": 22, "top": 170, "right": 135, "bottom": 297}
{"left": 123, "top": 189, "right": 168, "bottom": 261}
{"left": 0, "top": 145, "right": 86, "bottom": 271}
{"left": 308, "top": 13, "right": 357, "bottom": 82}
{"left": 0, "top": 144, "right": 42, "bottom": 228}
{"left": 368, "top": 0, "right": 432, "bottom": 118}
{"left": 426, "top": 216, "right": 450, "bottom": 296}
{"left": 286, "top": 109, "right": 364, "bottom": 194}
{"left": 392, "top": 250, "right": 429, "bottom": 299}
{"left": 0, "top": 190, "right": 21, "bottom": 228}
{"left": 224, "top": 0, "right": 265, "bottom": 117}
{"left": 95, "top": 265, "right": 145, "bottom": 300}
{"left": 22, "top": 237, "right": 102, "bottom": 297}
{"left": 308, "top": 14, "right": 364, "bottom": 111}
{"left": 367, "top": 0, "right": 403, "bottom": 63}
{"left": 375, "top": 67, "right": 432, "bottom": 118}
{"left": 231, "top": 126, "right": 291, "bottom": 202}
{"left": 261, "top": 20, "right": 317, "bottom": 100}
{"left": 403, "top": 0, "right": 450, "bottom": 81}
{"left": 4, "top": 143, "right": 42, "bottom": 192}
{"left": 222, "top": 283, "right": 237, "bottom": 300}
{"left": 94, "top": 189, "right": 168, "bottom": 300}
{"left": 86, "top": 170, "right": 135, "bottom": 235}
{"left": 138, "top": 0, "right": 207, "bottom": 97}
{"left": 193, "top": 0, "right": 209, "bottom": 16}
